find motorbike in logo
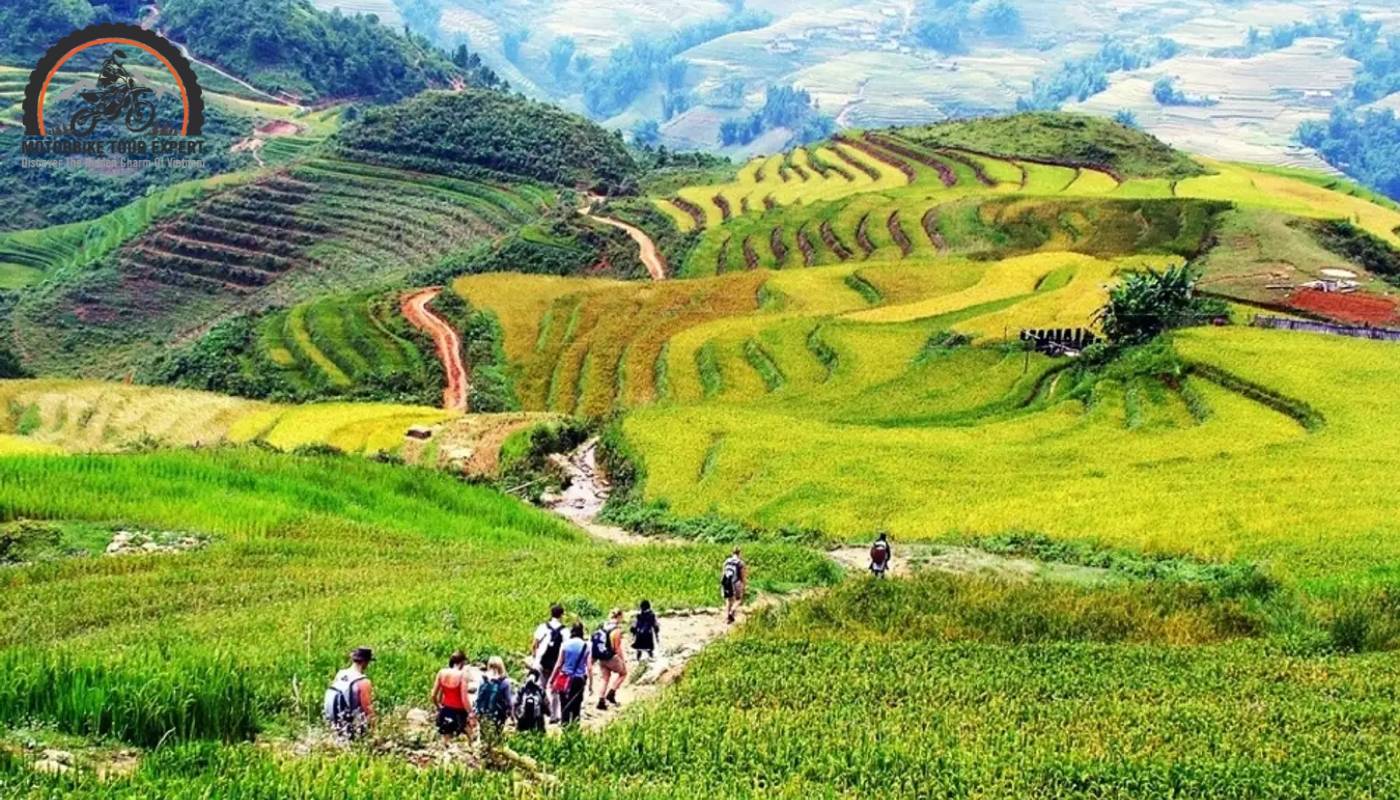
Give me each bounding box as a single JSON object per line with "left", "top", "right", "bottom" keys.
{"left": 67, "top": 49, "right": 158, "bottom": 136}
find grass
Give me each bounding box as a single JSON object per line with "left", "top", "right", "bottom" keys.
{"left": 0, "top": 448, "right": 837, "bottom": 749}
{"left": 0, "top": 380, "right": 448, "bottom": 459}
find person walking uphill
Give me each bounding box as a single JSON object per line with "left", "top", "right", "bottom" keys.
{"left": 475, "top": 656, "right": 516, "bottom": 733}
{"left": 722, "top": 548, "right": 748, "bottom": 624}
{"left": 870, "top": 532, "right": 892, "bottom": 578}
{"left": 323, "top": 647, "right": 375, "bottom": 741}
{"left": 549, "top": 622, "right": 592, "bottom": 726}
{"left": 531, "top": 604, "right": 566, "bottom": 724}
{"left": 431, "top": 650, "right": 472, "bottom": 741}
{"left": 593, "top": 609, "right": 628, "bottom": 710}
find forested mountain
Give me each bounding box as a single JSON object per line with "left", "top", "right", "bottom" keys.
{"left": 160, "top": 0, "right": 462, "bottom": 102}
{"left": 336, "top": 89, "right": 640, "bottom": 193}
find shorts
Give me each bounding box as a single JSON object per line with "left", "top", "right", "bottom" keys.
{"left": 598, "top": 654, "right": 627, "bottom": 674}
{"left": 436, "top": 706, "right": 468, "bottom": 736}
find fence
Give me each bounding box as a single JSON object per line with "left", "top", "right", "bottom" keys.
{"left": 1252, "top": 315, "right": 1400, "bottom": 342}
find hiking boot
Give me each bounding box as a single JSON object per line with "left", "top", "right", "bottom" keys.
{"left": 606, "top": 691, "right": 619, "bottom": 706}
{"left": 596, "top": 699, "right": 608, "bottom": 711}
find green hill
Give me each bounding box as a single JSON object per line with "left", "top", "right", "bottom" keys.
{"left": 335, "top": 89, "right": 641, "bottom": 195}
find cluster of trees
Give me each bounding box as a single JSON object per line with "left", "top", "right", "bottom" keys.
{"left": 579, "top": 10, "right": 770, "bottom": 118}
{"left": 1019, "top": 38, "right": 1180, "bottom": 110}
{"left": 912, "top": 0, "right": 1021, "bottom": 55}
{"left": 335, "top": 89, "right": 639, "bottom": 194}
{"left": 1151, "top": 76, "right": 1216, "bottom": 107}
{"left": 1299, "top": 108, "right": 1400, "bottom": 202}
{"left": 160, "top": 0, "right": 462, "bottom": 102}
{"left": 1094, "top": 265, "right": 1224, "bottom": 346}
{"left": 718, "top": 85, "right": 834, "bottom": 147}
{"left": 0, "top": 0, "right": 144, "bottom": 62}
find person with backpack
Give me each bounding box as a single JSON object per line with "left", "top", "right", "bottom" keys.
{"left": 474, "top": 656, "right": 515, "bottom": 735}
{"left": 323, "top": 647, "right": 375, "bottom": 741}
{"left": 592, "top": 608, "right": 628, "bottom": 710}
{"left": 514, "top": 667, "right": 548, "bottom": 733}
{"left": 430, "top": 650, "right": 472, "bottom": 741}
{"left": 549, "top": 622, "right": 592, "bottom": 726}
{"left": 630, "top": 599, "right": 660, "bottom": 661}
{"left": 721, "top": 548, "right": 747, "bottom": 624}
{"left": 531, "top": 604, "right": 566, "bottom": 724}
{"left": 870, "top": 532, "right": 892, "bottom": 578}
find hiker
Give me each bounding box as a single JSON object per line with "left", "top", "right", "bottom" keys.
{"left": 515, "top": 667, "right": 548, "bottom": 733}
{"left": 475, "top": 656, "right": 515, "bottom": 734}
{"left": 549, "top": 622, "right": 592, "bottom": 726}
{"left": 323, "top": 647, "right": 375, "bottom": 741}
{"left": 430, "top": 650, "right": 472, "bottom": 741}
{"left": 593, "top": 609, "right": 628, "bottom": 710}
{"left": 631, "top": 599, "right": 660, "bottom": 661}
{"left": 870, "top": 532, "right": 892, "bottom": 578}
{"left": 531, "top": 603, "right": 567, "bottom": 723}
{"left": 722, "top": 548, "right": 747, "bottom": 624}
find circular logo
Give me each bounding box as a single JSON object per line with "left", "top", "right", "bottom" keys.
{"left": 22, "top": 22, "right": 204, "bottom": 138}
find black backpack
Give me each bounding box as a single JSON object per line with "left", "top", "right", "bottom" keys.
{"left": 540, "top": 621, "right": 564, "bottom": 666}
{"left": 591, "top": 625, "right": 616, "bottom": 661}
{"left": 632, "top": 611, "right": 655, "bottom": 636}
{"left": 516, "top": 682, "right": 546, "bottom": 731}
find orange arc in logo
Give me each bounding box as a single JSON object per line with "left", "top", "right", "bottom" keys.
{"left": 35, "top": 36, "right": 191, "bottom": 136}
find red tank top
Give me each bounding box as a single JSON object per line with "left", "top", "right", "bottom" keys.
{"left": 437, "top": 669, "right": 467, "bottom": 710}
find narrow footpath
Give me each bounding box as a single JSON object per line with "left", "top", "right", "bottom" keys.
{"left": 401, "top": 288, "right": 469, "bottom": 412}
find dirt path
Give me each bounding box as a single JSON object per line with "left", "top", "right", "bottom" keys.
{"left": 402, "top": 288, "right": 469, "bottom": 413}
{"left": 578, "top": 200, "right": 667, "bottom": 281}
{"left": 541, "top": 438, "right": 671, "bottom": 546}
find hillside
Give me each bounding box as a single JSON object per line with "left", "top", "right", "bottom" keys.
{"left": 1, "top": 86, "right": 649, "bottom": 382}
{"left": 335, "top": 89, "right": 641, "bottom": 194}
{"left": 158, "top": 0, "right": 465, "bottom": 102}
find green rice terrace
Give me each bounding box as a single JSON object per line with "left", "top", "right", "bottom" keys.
{"left": 3, "top": 95, "right": 1400, "bottom": 798}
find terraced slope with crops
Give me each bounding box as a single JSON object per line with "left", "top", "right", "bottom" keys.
{"left": 7, "top": 160, "right": 553, "bottom": 377}
{"left": 657, "top": 129, "right": 1400, "bottom": 282}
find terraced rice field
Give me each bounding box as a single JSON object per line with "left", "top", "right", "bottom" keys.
{"left": 454, "top": 271, "right": 768, "bottom": 416}
{"left": 653, "top": 131, "right": 1400, "bottom": 280}
{"left": 252, "top": 290, "right": 432, "bottom": 393}
{"left": 9, "top": 160, "right": 555, "bottom": 376}
{"left": 110, "top": 159, "right": 546, "bottom": 296}
{"left": 0, "top": 380, "right": 448, "bottom": 458}
{"left": 621, "top": 325, "right": 1400, "bottom": 590}
{"left": 0, "top": 172, "right": 257, "bottom": 289}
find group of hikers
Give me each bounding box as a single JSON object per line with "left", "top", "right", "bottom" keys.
{"left": 323, "top": 538, "right": 894, "bottom": 742}
{"left": 324, "top": 548, "right": 752, "bottom": 741}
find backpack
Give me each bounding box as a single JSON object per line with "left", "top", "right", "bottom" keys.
{"left": 516, "top": 681, "right": 545, "bottom": 731}
{"left": 540, "top": 621, "right": 564, "bottom": 666}
{"left": 322, "top": 671, "right": 364, "bottom": 728}
{"left": 591, "top": 625, "right": 616, "bottom": 662}
{"left": 476, "top": 677, "right": 511, "bottom": 724}
{"left": 870, "top": 541, "right": 889, "bottom": 568}
{"left": 721, "top": 560, "right": 741, "bottom": 592}
{"left": 632, "top": 611, "right": 655, "bottom": 636}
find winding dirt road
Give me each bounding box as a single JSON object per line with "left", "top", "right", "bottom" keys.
{"left": 580, "top": 202, "right": 667, "bottom": 281}
{"left": 402, "top": 288, "right": 469, "bottom": 412}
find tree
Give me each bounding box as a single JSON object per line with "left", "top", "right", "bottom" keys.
{"left": 982, "top": 0, "right": 1022, "bottom": 37}
{"left": 1113, "top": 109, "right": 1140, "bottom": 129}
{"left": 1094, "top": 265, "right": 1224, "bottom": 345}
{"left": 548, "top": 37, "right": 577, "bottom": 81}
{"left": 631, "top": 119, "right": 661, "bottom": 147}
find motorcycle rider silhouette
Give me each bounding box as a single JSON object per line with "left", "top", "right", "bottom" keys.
{"left": 69, "top": 48, "right": 157, "bottom": 135}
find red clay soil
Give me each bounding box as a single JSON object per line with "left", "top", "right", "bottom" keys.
{"left": 586, "top": 214, "right": 668, "bottom": 280}
{"left": 402, "top": 288, "right": 469, "bottom": 412}
{"left": 255, "top": 119, "right": 303, "bottom": 137}
{"left": 1288, "top": 289, "right": 1400, "bottom": 326}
